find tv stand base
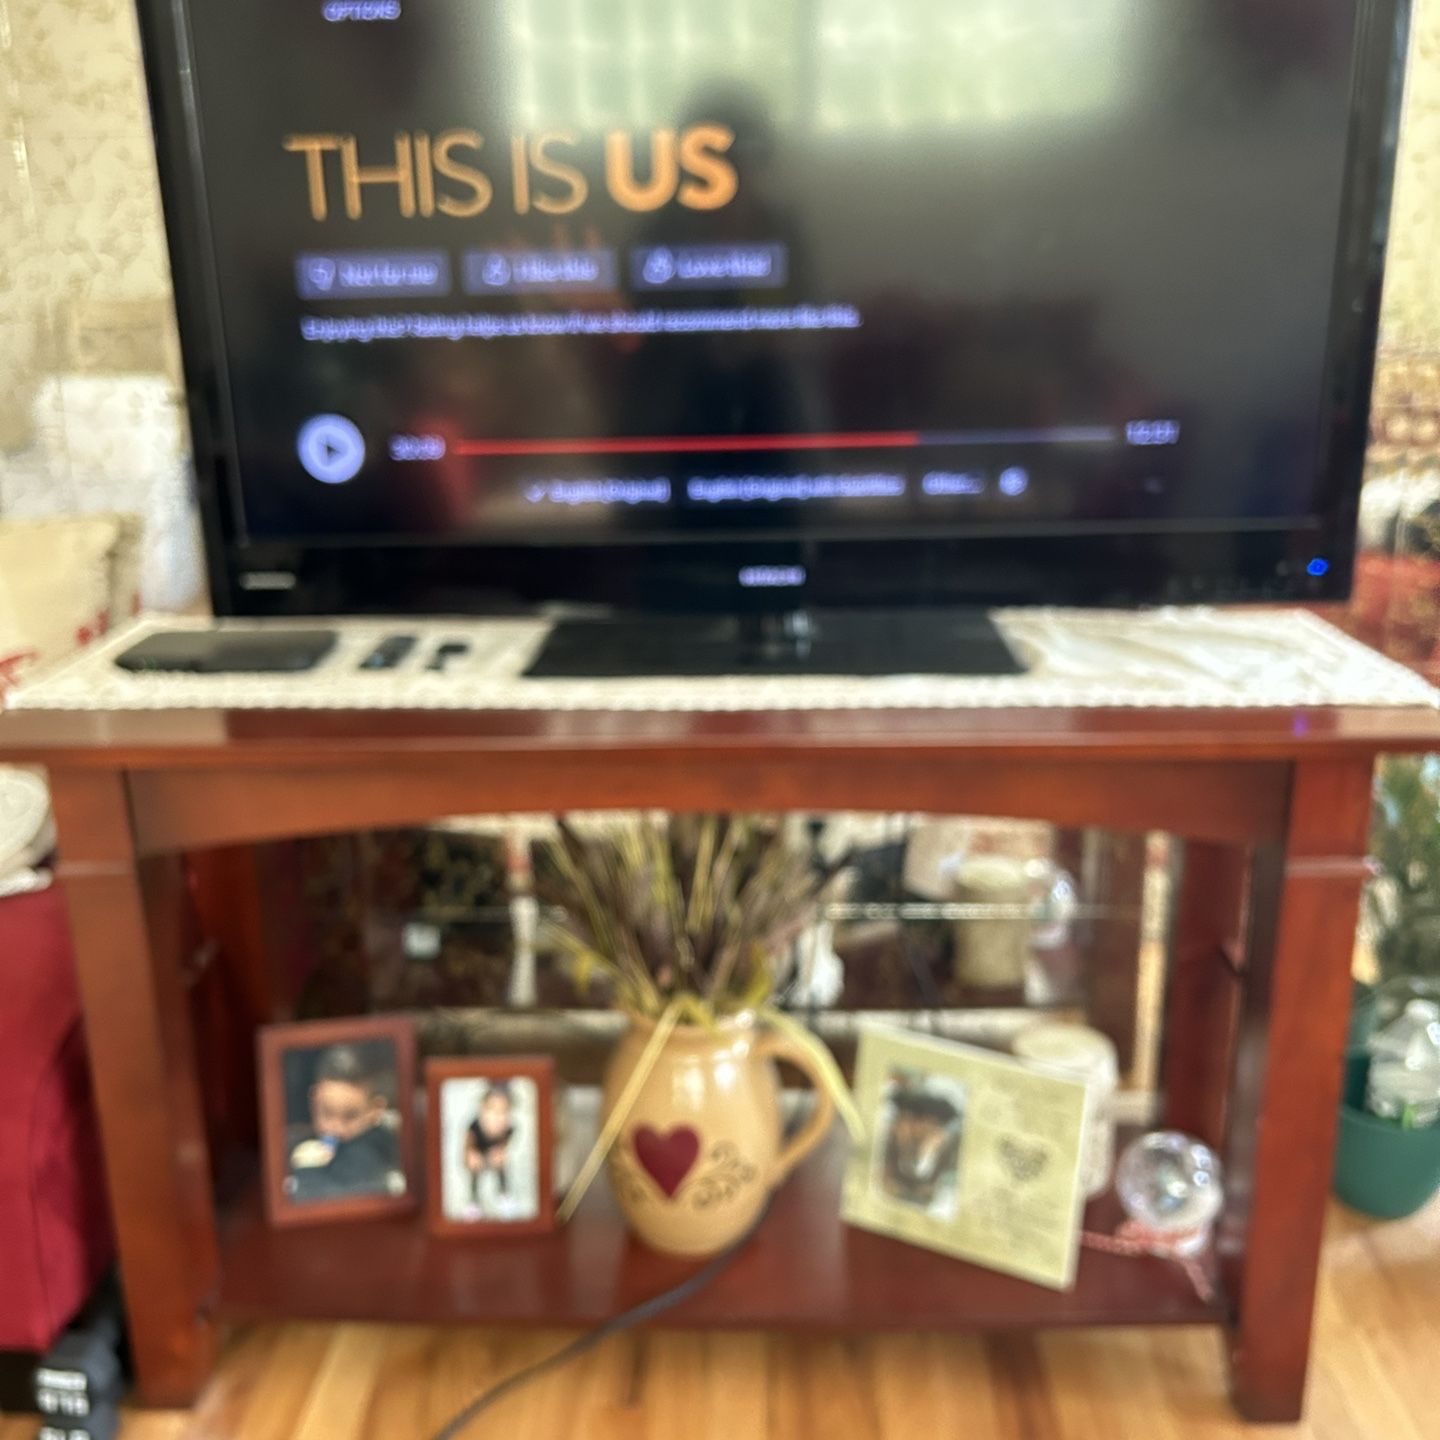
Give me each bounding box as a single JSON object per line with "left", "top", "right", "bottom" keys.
{"left": 525, "top": 608, "right": 1026, "bottom": 678}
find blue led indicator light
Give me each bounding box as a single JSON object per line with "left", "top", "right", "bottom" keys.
{"left": 1306, "top": 558, "right": 1330, "bottom": 578}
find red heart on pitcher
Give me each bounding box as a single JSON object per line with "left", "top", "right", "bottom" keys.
{"left": 633, "top": 1125, "right": 701, "bottom": 1198}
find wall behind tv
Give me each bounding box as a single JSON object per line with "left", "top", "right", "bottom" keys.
{"left": 1370, "top": 2, "right": 1440, "bottom": 477}
{"left": 0, "top": 0, "right": 199, "bottom": 608}
{"left": 0, "top": 0, "right": 1436, "bottom": 614}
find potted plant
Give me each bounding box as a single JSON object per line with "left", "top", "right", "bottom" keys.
{"left": 539, "top": 814, "right": 856, "bottom": 1256}
{"left": 1334, "top": 757, "right": 1440, "bottom": 1219}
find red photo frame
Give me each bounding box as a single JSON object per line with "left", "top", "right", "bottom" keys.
{"left": 258, "top": 1016, "right": 418, "bottom": 1227}
{"left": 425, "top": 1057, "right": 556, "bottom": 1239}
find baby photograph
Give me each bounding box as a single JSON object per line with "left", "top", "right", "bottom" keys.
{"left": 259, "top": 1017, "right": 417, "bottom": 1226}
{"left": 872, "top": 1067, "right": 968, "bottom": 1222}
{"left": 428, "top": 1057, "right": 554, "bottom": 1236}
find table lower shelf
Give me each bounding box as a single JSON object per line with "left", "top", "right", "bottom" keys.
{"left": 217, "top": 1126, "right": 1224, "bottom": 1333}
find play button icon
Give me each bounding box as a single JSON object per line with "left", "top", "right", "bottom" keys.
{"left": 297, "top": 414, "right": 365, "bottom": 484}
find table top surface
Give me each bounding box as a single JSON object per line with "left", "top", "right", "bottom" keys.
{"left": 6, "top": 608, "right": 1440, "bottom": 768}
{"left": 5, "top": 699, "right": 1440, "bottom": 769}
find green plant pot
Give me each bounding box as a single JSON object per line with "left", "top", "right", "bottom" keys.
{"left": 1333, "top": 1052, "right": 1440, "bottom": 1220}
{"left": 1346, "top": 980, "right": 1379, "bottom": 1051}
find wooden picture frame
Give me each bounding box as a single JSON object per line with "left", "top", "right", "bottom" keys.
{"left": 258, "top": 1016, "right": 418, "bottom": 1228}
{"left": 425, "top": 1057, "right": 556, "bottom": 1239}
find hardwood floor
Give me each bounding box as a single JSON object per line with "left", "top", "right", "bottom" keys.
{"left": 3, "top": 1200, "right": 1434, "bottom": 1440}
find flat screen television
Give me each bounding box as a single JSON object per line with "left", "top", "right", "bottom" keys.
{"left": 138, "top": 0, "right": 1410, "bottom": 672}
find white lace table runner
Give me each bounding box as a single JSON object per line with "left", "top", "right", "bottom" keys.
{"left": 8, "top": 609, "right": 1437, "bottom": 712}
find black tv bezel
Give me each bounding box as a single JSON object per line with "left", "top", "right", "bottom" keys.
{"left": 136, "top": 0, "right": 1411, "bottom": 619}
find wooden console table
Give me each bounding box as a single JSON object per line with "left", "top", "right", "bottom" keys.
{"left": 4, "top": 700, "right": 1439, "bottom": 1421}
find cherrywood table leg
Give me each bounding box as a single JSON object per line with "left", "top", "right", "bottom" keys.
{"left": 50, "top": 771, "right": 220, "bottom": 1407}
{"left": 1162, "top": 840, "right": 1247, "bottom": 1149}
{"left": 1220, "top": 759, "right": 1373, "bottom": 1423}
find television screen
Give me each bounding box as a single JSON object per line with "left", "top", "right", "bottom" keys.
{"left": 146, "top": 0, "right": 1406, "bottom": 613}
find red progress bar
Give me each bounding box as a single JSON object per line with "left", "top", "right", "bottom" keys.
{"left": 452, "top": 430, "right": 921, "bottom": 457}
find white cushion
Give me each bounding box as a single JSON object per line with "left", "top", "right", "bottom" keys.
{"left": 0, "top": 515, "right": 121, "bottom": 698}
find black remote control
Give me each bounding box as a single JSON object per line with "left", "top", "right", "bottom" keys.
{"left": 426, "top": 640, "right": 471, "bottom": 672}
{"left": 358, "top": 635, "right": 418, "bottom": 670}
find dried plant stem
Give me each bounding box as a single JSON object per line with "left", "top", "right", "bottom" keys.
{"left": 538, "top": 813, "right": 842, "bottom": 1016}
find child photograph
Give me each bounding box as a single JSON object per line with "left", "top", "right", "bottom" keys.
{"left": 872, "top": 1066, "right": 968, "bottom": 1221}
{"left": 259, "top": 1017, "right": 416, "bottom": 1226}
{"left": 427, "top": 1057, "right": 554, "bottom": 1237}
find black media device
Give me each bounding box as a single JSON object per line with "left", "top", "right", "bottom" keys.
{"left": 134, "top": 0, "right": 1411, "bottom": 675}
{"left": 115, "top": 630, "right": 338, "bottom": 674}
{"left": 31, "top": 1273, "right": 126, "bottom": 1440}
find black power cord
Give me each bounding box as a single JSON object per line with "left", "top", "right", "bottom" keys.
{"left": 426, "top": 1205, "right": 770, "bottom": 1440}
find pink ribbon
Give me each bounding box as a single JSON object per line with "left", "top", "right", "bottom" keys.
{"left": 1080, "top": 1219, "right": 1216, "bottom": 1302}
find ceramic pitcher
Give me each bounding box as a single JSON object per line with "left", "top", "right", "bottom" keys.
{"left": 602, "top": 1013, "right": 836, "bottom": 1256}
